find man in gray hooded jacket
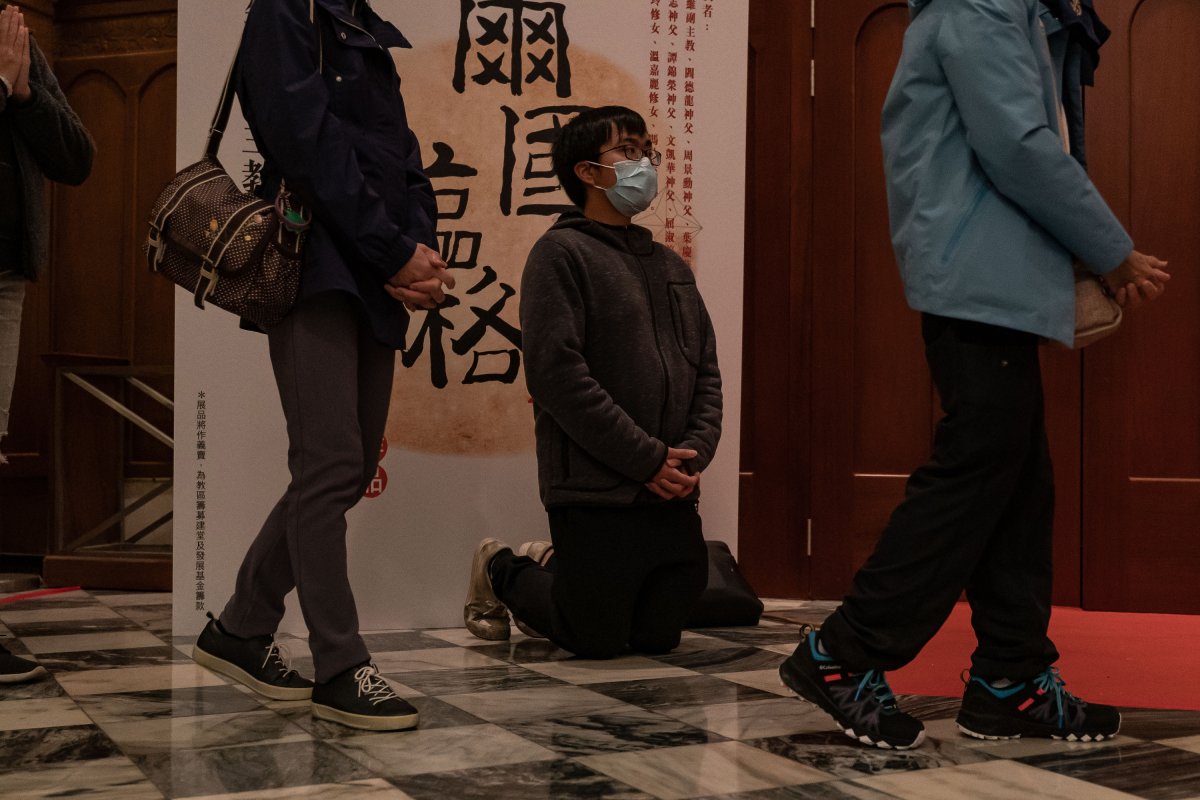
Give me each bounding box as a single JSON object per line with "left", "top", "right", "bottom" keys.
{"left": 463, "top": 106, "right": 722, "bottom": 659}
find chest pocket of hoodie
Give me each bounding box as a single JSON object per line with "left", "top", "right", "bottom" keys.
{"left": 668, "top": 282, "right": 703, "bottom": 368}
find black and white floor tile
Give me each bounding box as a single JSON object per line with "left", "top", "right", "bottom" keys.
{"left": 1, "top": 588, "right": 1198, "bottom": 799}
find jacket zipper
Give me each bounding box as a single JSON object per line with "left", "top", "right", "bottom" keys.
{"left": 333, "top": 3, "right": 398, "bottom": 91}
{"left": 632, "top": 240, "right": 670, "bottom": 439}
{"left": 335, "top": 4, "right": 382, "bottom": 50}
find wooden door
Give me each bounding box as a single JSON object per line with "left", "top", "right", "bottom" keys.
{"left": 1081, "top": 0, "right": 1200, "bottom": 613}
{"left": 737, "top": 0, "right": 813, "bottom": 597}
{"left": 807, "top": 0, "right": 1084, "bottom": 604}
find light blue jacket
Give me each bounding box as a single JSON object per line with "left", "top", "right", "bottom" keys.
{"left": 882, "top": 0, "right": 1133, "bottom": 346}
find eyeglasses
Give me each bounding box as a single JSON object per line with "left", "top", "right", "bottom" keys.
{"left": 596, "top": 144, "right": 663, "bottom": 166}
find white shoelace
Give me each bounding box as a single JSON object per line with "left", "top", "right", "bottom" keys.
{"left": 354, "top": 664, "right": 400, "bottom": 706}
{"left": 261, "top": 641, "right": 298, "bottom": 677}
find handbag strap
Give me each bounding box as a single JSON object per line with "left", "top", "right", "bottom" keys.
{"left": 204, "top": 0, "right": 321, "bottom": 160}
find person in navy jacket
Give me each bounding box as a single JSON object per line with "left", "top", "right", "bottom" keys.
{"left": 192, "top": 0, "right": 453, "bottom": 733}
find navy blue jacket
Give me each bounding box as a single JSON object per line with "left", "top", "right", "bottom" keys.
{"left": 237, "top": 0, "right": 437, "bottom": 347}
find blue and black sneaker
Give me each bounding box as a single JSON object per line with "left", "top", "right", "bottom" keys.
{"left": 778, "top": 629, "right": 925, "bottom": 749}
{"left": 956, "top": 667, "right": 1121, "bottom": 742}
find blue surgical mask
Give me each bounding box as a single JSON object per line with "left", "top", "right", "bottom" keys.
{"left": 590, "top": 158, "right": 659, "bottom": 217}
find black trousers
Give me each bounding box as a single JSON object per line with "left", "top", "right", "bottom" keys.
{"left": 820, "top": 314, "right": 1059, "bottom": 680}
{"left": 221, "top": 292, "right": 394, "bottom": 683}
{"left": 491, "top": 502, "right": 709, "bottom": 659}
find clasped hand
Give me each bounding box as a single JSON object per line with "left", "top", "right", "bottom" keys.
{"left": 1107, "top": 250, "right": 1170, "bottom": 308}
{"left": 645, "top": 447, "right": 700, "bottom": 500}
{"left": 385, "top": 243, "right": 455, "bottom": 311}
{"left": 0, "top": 5, "right": 32, "bottom": 103}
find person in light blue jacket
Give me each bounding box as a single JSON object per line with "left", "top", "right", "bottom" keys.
{"left": 779, "top": 0, "right": 1170, "bottom": 750}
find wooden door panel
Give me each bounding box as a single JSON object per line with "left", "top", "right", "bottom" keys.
{"left": 738, "top": 0, "right": 813, "bottom": 597}
{"left": 812, "top": 0, "right": 912, "bottom": 598}
{"left": 1082, "top": 0, "right": 1200, "bottom": 613}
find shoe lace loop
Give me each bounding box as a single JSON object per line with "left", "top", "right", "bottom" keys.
{"left": 262, "top": 641, "right": 299, "bottom": 678}
{"left": 854, "top": 669, "right": 896, "bottom": 706}
{"left": 1034, "top": 666, "right": 1084, "bottom": 728}
{"left": 354, "top": 664, "right": 400, "bottom": 706}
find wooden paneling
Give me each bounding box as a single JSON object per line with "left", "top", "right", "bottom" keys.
{"left": 738, "top": 0, "right": 812, "bottom": 597}
{"left": 0, "top": 0, "right": 176, "bottom": 556}
{"left": 810, "top": 0, "right": 909, "bottom": 599}
{"left": 1082, "top": 0, "right": 1200, "bottom": 613}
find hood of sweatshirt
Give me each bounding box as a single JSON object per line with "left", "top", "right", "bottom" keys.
{"left": 550, "top": 211, "right": 657, "bottom": 257}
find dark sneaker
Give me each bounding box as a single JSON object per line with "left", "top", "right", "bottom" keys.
{"left": 192, "top": 613, "right": 313, "bottom": 701}
{"left": 311, "top": 662, "right": 419, "bottom": 731}
{"left": 779, "top": 630, "right": 925, "bottom": 749}
{"left": 956, "top": 667, "right": 1121, "bottom": 742}
{"left": 464, "top": 538, "right": 512, "bottom": 641}
{"left": 0, "top": 642, "right": 47, "bottom": 684}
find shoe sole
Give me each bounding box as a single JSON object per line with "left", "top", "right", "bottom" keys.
{"left": 0, "top": 665, "right": 46, "bottom": 684}
{"left": 192, "top": 644, "right": 312, "bottom": 701}
{"left": 465, "top": 539, "right": 512, "bottom": 641}
{"left": 778, "top": 660, "right": 925, "bottom": 750}
{"left": 956, "top": 720, "right": 1119, "bottom": 743}
{"left": 312, "top": 702, "right": 419, "bottom": 731}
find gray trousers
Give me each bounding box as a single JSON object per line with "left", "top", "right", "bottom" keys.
{"left": 0, "top": 271, "right": 26, "bottom": 464}
{"left": 221, "top": 291, "right": 395, "bottom": 682}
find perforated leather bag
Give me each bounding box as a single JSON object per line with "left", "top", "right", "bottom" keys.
{"left": 145, "top": 0, "right": 314, "bottom": 329}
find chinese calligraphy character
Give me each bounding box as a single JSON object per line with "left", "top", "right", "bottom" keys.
{"left": 454, "top": 0, "right": 573, "bottom": 98}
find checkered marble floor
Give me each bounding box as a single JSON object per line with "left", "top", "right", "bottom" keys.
{"left": 2, "top": 590, "right": 1199, "bottom": 799}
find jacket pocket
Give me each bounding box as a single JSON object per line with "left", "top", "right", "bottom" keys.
{"left": 941, "top": 181, "right": 990, "bottom": 267}
{"left": 668, "top": 282, "right": 703, "bottom": 368}
{"left": 554, "top": 432, "right": 624, "bottom": 493}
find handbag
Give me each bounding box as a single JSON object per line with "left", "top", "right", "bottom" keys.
{"left": 685, "top": 541, "right": 765, "bottom": 628}
{"left": 145, "top": 1, "right": 316, "bottom": 329}
{"left": 1071, "top": 264, "right": 1122, "bottom": 349}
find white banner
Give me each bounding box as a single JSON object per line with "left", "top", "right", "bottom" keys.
{"left": 174, "top": 0, "right": 748, "bottom": 634}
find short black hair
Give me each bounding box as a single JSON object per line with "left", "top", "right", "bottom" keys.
{"left": 553, "top": 106, "right": 649, "bottom": 209}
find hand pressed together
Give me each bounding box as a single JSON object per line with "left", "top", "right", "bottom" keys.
{"left": 385, "top": 242, "right": 456, "bottom": 311}
{"left": 0, "top": 5, "right": 32, "bottom": 103}
{"left": 645, "top": 447, "right": 700, "bottom": 501}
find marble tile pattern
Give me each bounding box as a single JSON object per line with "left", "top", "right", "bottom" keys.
{"left": 0, "top": 591, "right": 1197, "bottom": 799}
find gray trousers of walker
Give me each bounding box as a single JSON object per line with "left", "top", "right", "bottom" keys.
{"left": 221, "top": 292, "right": 395, "bottom": 683}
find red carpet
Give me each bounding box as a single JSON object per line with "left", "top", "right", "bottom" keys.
{"left": 0, "top": 586, "right": 81, "bottom": 605}
{"left": 887, "top": 603, "right": 1200, "bottom": 710}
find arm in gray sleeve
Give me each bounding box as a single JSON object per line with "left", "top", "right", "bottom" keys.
{"left": 676, "top": 300, "right": 722, "bottom": 473}
{"left": 8, "top": 40, "right": 94, "bottom": 186}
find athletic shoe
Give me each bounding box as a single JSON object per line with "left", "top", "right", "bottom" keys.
{"left": 956, "top": 667, "right": 1121, "bottom": 742}
{"left": 779, "top": 629, "right": 925, "bottom": 749}
{"left": 192, "top": 613, "right": 313, "bottom": 700}
{"left": 0, "top": 642, "right": 47, "bottom": 684}
{"left": 464, "top": 538, "right": 512, "bottom": 641}
{"left": 311, "top": 662, "right": 419, "bottom": 731}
